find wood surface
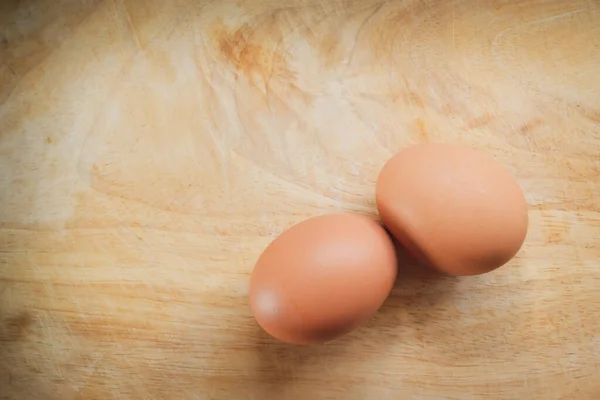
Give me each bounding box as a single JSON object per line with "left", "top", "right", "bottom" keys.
{"left": 1, "top": 0, "right": 599, "bottom": 399}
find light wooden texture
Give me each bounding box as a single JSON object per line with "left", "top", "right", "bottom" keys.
{"left": 1, "top": 0, "right": 600, "bottom": 399}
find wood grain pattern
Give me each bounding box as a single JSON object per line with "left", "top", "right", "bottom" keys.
{"left": 1, "top": 0, "right": 599, "bottom": 399}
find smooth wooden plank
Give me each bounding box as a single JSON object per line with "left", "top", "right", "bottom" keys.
{"left": 1, "top": 0, "right": 599, "bottom": 399}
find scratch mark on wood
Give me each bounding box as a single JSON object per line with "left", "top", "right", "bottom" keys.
{"left": 346, "top": 1, "right": 385, "bottom": 70}
{"left": 116, "top": 0, "right": 143, "bottom": 50}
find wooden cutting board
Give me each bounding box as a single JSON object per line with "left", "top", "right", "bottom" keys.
{"left": 1, "top": 0, "right": 599, "bottom": 399}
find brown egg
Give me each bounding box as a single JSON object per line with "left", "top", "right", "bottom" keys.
{"left": 249, "top": 214, "right": 397, "bottom": 345}
{"left": 376, "top": 143, "right": 528, "bottom": 276}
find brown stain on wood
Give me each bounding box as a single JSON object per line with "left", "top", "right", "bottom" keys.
{"left": 302, "top": 26, "right": 346, "bottom": 67}
{"left": 518, "top": 119, "right": 543, "bottom": 134}
{"left": 1, "top": 311, "right": 33, "bottom": 341}
{"left": 318, "top": 33, "right": 344, "bottom": 67}
{"left": 209, "top": 17, "right": 316, "bottom": 111}
{"left": 211, "top": 19, "right": 288, "bottom": 85}
{"left": 405, "top": 91, "right": 424, "bottom": 108}
{"left": 546, "top": 230, "right": 565, "bottom": 244}
{"left": 465, "top": 114, "right": 494, "bottom": 130}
